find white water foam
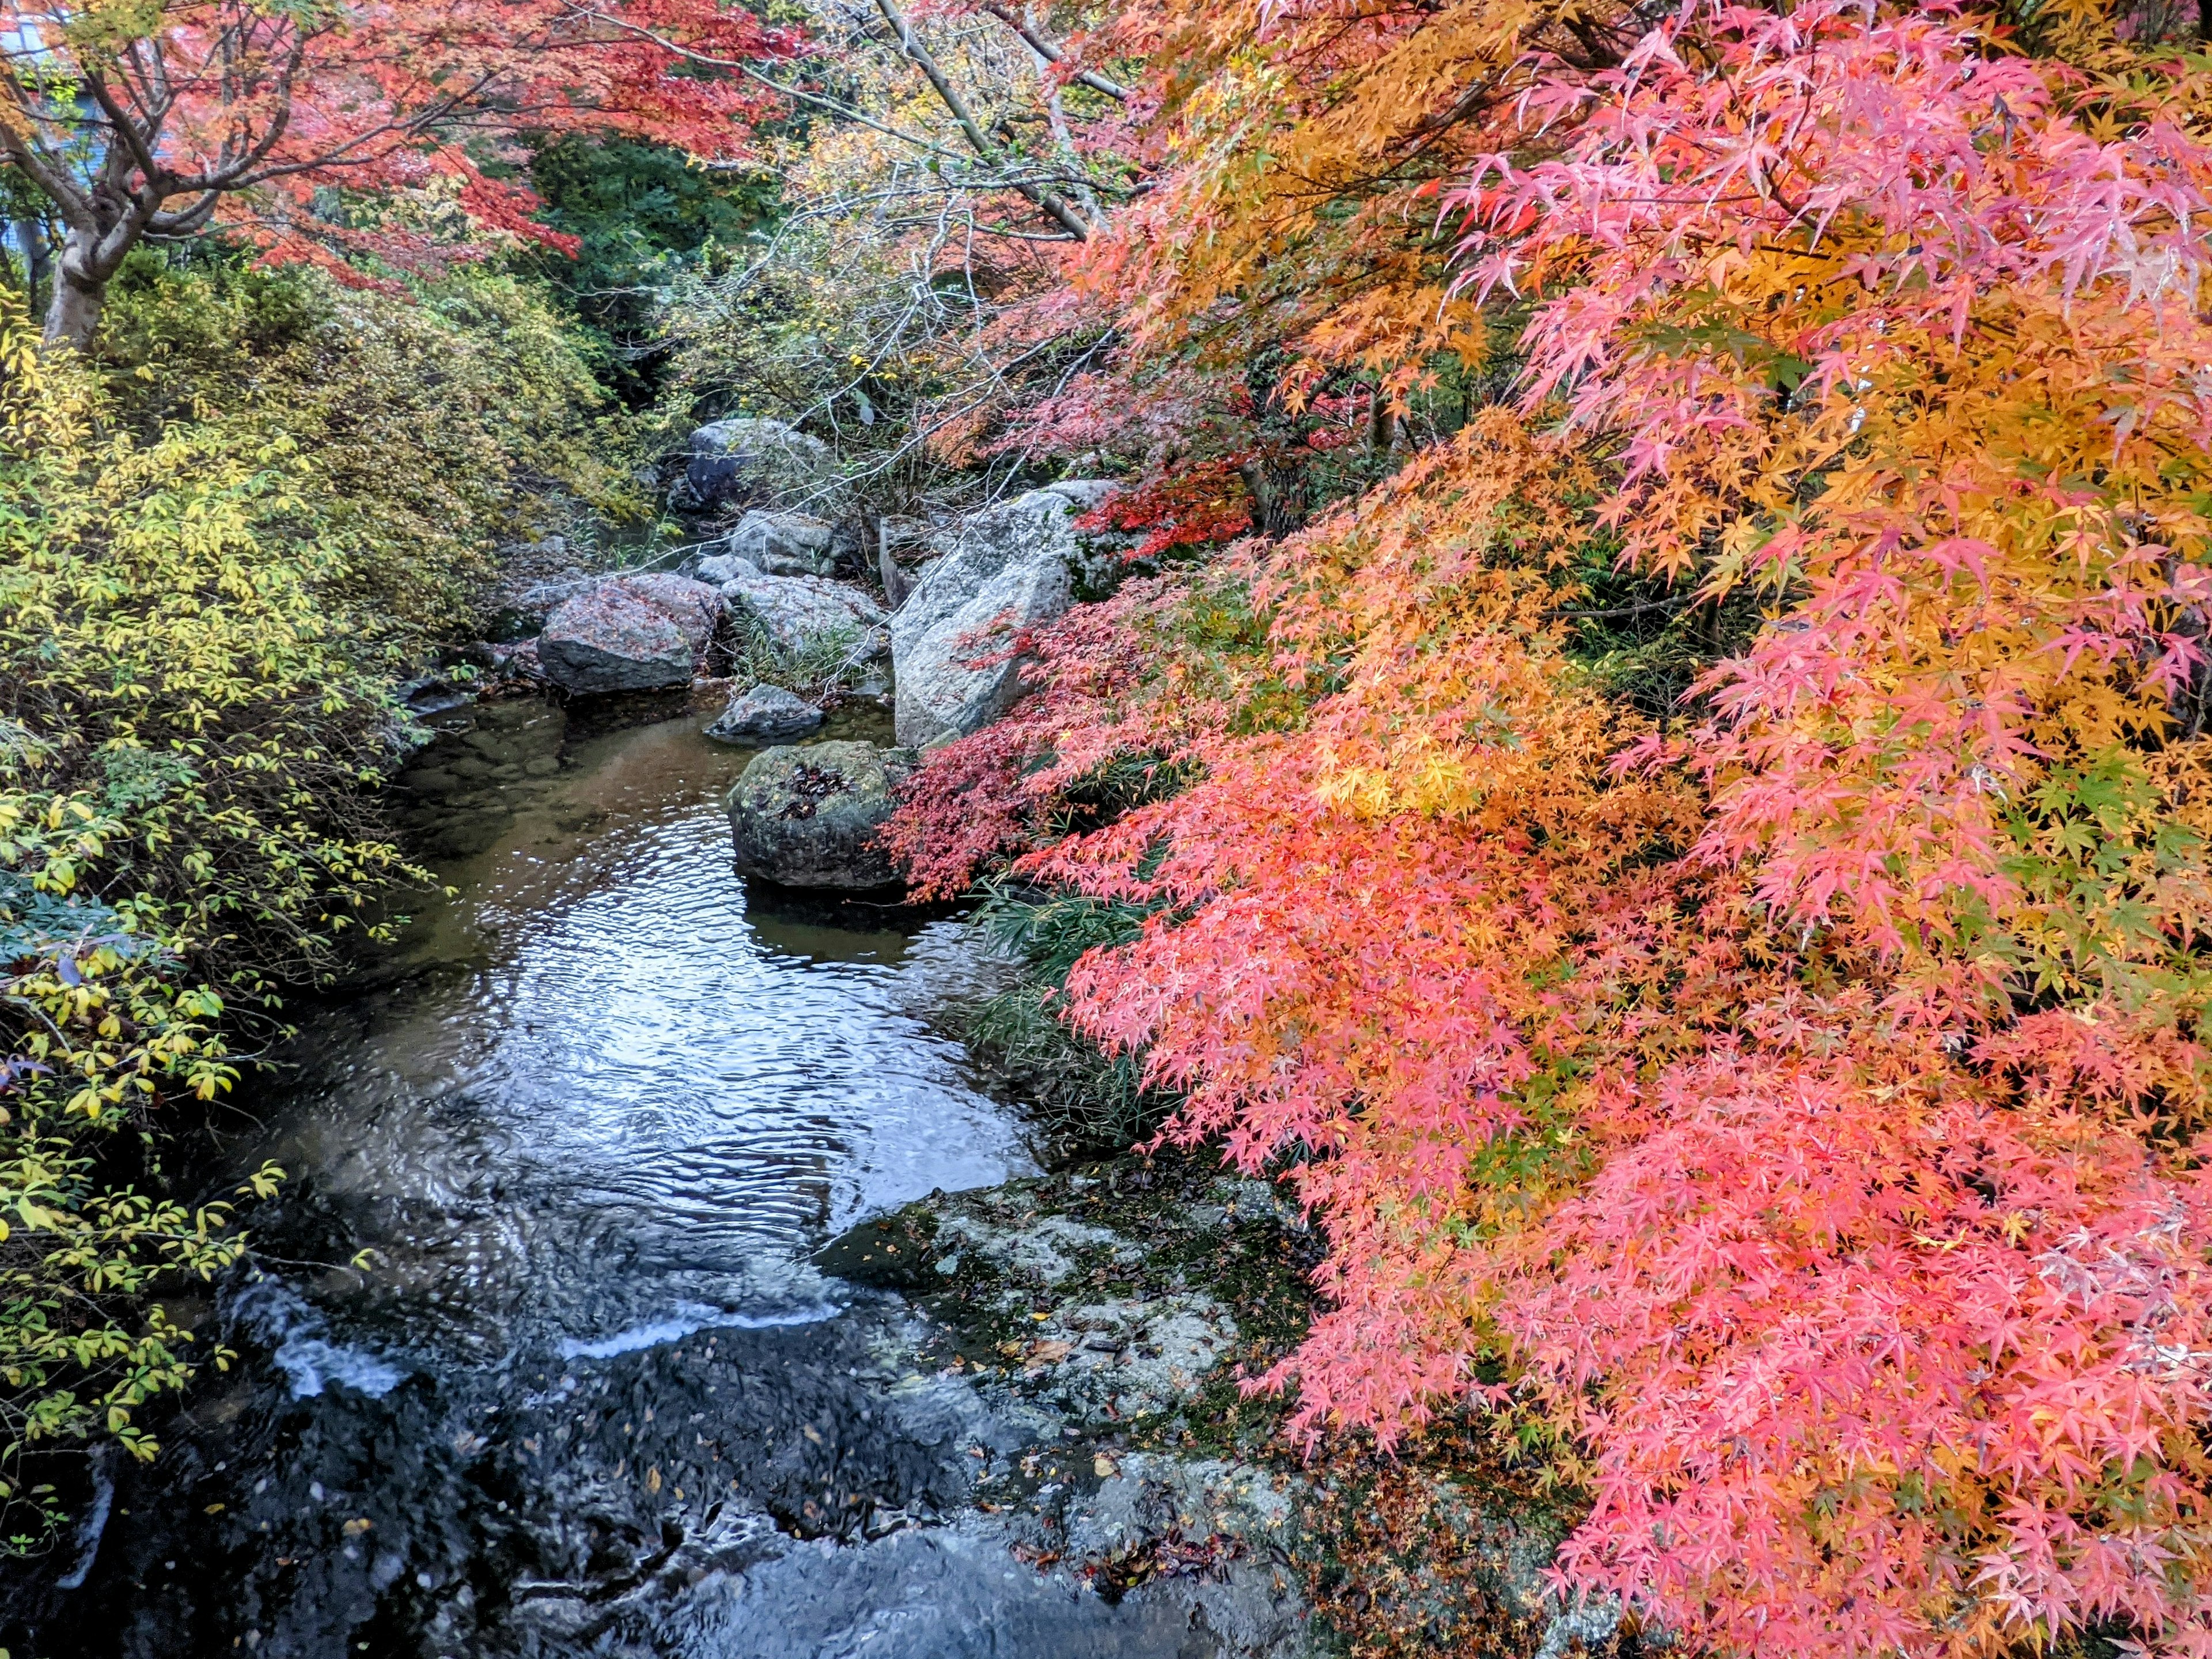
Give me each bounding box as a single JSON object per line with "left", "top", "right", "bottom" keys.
{"left": 556, "top": 1298, "right": 843, "bottom": 1361}
{"left": 232, "top": 1277, "right": 409, "bottom": 1400}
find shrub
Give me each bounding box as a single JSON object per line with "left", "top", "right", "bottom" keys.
{"left": 96, "top": 254, "right": 644, "bottom": 638}
{"left": 0, "top": 264, "right": 609, "bottom": 1547}
{"left": 961, "top": 884, "right": 1169, "bottom": 1155}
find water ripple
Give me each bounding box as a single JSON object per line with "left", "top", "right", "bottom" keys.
{"left": 246, "top": 710, "right": 1029, "bottom": 1371}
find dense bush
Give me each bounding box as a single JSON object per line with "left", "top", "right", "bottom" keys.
{"left": 885, "top": 0, "right": 2212, "bottom": 1651}
{"left": 0, "top": 255, "right": 616, "bottom": 1550}
{"left": 95, "top": 255, "right": 641, "bottom": 635}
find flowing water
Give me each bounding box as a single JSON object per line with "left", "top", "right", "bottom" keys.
{"left": 6, "top": 699, "right": 1229, "bottom": 1658}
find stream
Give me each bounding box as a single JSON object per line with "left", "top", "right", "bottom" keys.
{"left": 7, "top": 698, "right": 1247, "bottom": 1658}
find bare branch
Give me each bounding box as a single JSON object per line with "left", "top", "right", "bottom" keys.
{"left": 978, "top": 2, "right": 1126, "bottom": 101}
{"left": 871, "top": 0, "right": 1092, "bottom": 240}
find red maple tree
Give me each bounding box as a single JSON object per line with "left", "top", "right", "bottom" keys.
{"left": 1, "top": 0, "right": 798, "bottom": 347}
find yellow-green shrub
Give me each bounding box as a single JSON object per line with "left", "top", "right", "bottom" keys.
{"left": 0, "top": 262, "right": 619, "bottom": 1547}
{"left": 97, "top": 255, "right": 646, "bottom": 636}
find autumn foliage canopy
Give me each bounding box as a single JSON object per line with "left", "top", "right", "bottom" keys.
{"left": 0, "top": 0, "right": 796, "bottom": 344}
{"left": 884, "top": 0, "right": 2212, "bottom": 1652}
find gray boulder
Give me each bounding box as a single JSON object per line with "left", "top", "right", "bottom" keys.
{"left": 726, "top": 509, "right": 838, "bottom": 577}
{"left": 692, "top": 550, "right": 763, "bottom": 586}
{"left": 537, "top": 574, "right": 721, "bottom": 696}
{"left": 676, "top": 418, "right": 834, "bottom": 515}
{"left": 722, "top": 573, "right": 888, "bottom": 663}
{"left": 725, "top": 741, "right": 915, "bottom": 889}
{"left": 706, "top": 684, "right": 824, "bottom": 746}
{"left": 891, "top": 486, "right": 1107, "bottom": 747}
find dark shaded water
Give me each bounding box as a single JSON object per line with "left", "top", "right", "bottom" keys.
{"left": 5, "top": 702, "right": 1230, "bottom": 1658}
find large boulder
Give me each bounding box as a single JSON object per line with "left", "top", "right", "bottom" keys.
{"left": 891, "top": 485, "right": 1110, "bottom": 747}
{"left": 725, "top": 509, "right": 838, "bottom": 578}
{"left": 675, "top": 418, "right": 834, "bottom": 516}
{"left": 537, "top": 574, "right": 721, "bottom": 695}
{"left": 722, "top": 572, "right": 888, "bottom": 662}
{"left": 725, "top": 741, "right": 914, "bottom": 889}
{"left": 705, "top": 684, "right": 824, "bottom": 746}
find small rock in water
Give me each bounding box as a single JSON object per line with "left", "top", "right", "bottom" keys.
{"left": 726, "top": 740, "right": 914, "bottom": 889}
{"left": 705, "top": 684, "right": 824, "bottom": 746}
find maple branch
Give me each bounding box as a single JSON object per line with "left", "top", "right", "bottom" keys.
{"left": 870, "top": 0, "right": 1093, "bottom": 240}
{"left": 976, "top": 3, "right": 1127, "bottom": 101}
{"left": 1548, "top": 593, "right": 1698, "bottom": 622}
{"left": 0, "top": 111, "right": 89, "bottom": 223}
{"left": 79, "top": 67, "right": 170, "bottom": 199}
{"left": 564, "top": 7, "right": 972, "bottom": 165}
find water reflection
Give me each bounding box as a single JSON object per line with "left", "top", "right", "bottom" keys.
{"left": 247, "top": 703, "right": 1027, "bottom": 1377}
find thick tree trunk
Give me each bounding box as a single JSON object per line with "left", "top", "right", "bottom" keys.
{"left": 1239, "top": 453, "right": 1308, "bottom": 540}
{"left": 41, "top": 221, "right": 125, "bottom": 353}
{"left": 1368, "top": 387, "right": 1397, "bottom": 454}
{"left": 42, "top": 268, "right": 105, "bottom": 353}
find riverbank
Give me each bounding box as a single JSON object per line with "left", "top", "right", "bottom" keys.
{"left": 819, "top": 1149, "right": 1626, "bottom": 1659}
{"left": 0, "top": 690, "right": 1622, "bottom": 1659}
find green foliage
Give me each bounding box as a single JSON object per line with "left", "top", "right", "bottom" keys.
{"left": 524, "top": 137, "right": 779, "bottom": 406}
{"left": 723, "top": 616, "right": 877, "bottom": 698}
{"left": 0, "top": 255, "right": 622, "bottom": 1550}
{"left": 0, "top": 325, "right": 430, "bottom": 998}
{"left": 0, "top": 1143, "right": 279, "bottom": 1550}
{"left": 96, "top": 252, "right": 643, "bottom": 635}
{"left": 962, "top": 883, "right": 1171, "bottom": 1155}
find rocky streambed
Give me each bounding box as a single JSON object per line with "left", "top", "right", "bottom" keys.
{"left": 0, "top": 700, "right": 1343, "bottom": 1659}
{"left": 6, "top": 482, "right": 1609, "bottom": 1658}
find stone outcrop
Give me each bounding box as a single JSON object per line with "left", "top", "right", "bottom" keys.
{"left": 890, "top": 483, "right": 1111, "bottom": 747}
{"left": 536, "top": 574, "right": 721, "bottom": 695}
{"left": 692, "top": 550, "right": 762, "bottom": 586}
{"left": 704, "top": 684, "right": 824, "bottom": 746}
{"left": 725, "top": 740, "right": 914, "bottom": 888}
{"left": 725, "top": 509, "right": 839, "bottom": 577}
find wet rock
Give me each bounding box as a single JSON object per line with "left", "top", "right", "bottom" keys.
{"left": 1047, "top": 1452, "right": 1315, "bottom": 1656}
{"left": 722, "top": 572, "right": 888, "bottom": 663}
{"left": 706, "top": 685, "right": 824, "bottom": 747}
{"left": 538, "top": 575, "right": 721, "bottom": 696}
{"left": 675, "top": 418, "right": 835, "bottom": 516}
{"left": 397, "top": 674, "right": 474, "bottom": 717}
{"left": 725, "top": 740, "right": 915, "bottom": 889}
{"left": 726, "top": 509, "right": 839, "bottom": 577}
{"left": 892, "top": 486, "right": 1113, "bottom": 747}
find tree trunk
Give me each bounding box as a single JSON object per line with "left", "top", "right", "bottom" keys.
{"left": 1368, "top": 387, "right": 1397, "bottom": 454}
{"left": 43, "top": 268, "right": 105, "bottom": 353}
{"left": 41, "top": 222, "right": 121, "bottom": 353}
{"left": 1238, "top": 453, "right": 1308, "bottom": 540}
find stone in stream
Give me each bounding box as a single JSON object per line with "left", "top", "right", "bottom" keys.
{"left": 537, "top": 574, "right": 721, "bottom": 696}
{"left": 891, "top": 483, "right": 1109, "bottom": 747}
{"left": 725, "top": 508, "right": 839, "bottom": 577}
{"left": 725, "top": 740, "right": 915, "bottom": 889}
{"left": 706, "top": 684, "right": 824, "bottom": 746}
{"left": 721, "top": 571, "right": 888, "bottom": 663}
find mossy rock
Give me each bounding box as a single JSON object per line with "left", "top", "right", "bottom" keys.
{"left": 724, "top": 739, "right": 915, "bottom": 889}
